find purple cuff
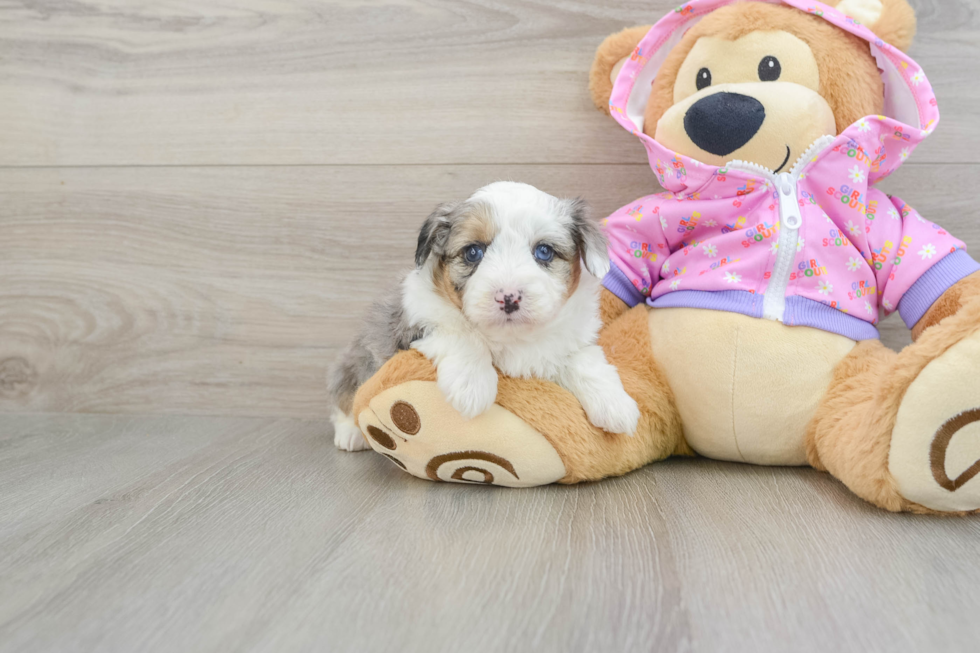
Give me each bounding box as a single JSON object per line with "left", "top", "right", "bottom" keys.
{"left": 603, "top": 262, "right": 646, "bottom": 307}
{"left": 898, "top": 250, "right": 980, "bottom": 329}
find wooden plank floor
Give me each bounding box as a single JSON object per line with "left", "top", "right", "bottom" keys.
{"left": 0, "top": 0, "right": 976, "bottom": 167}
{"left": 1, "top": 413, "right": 979, "bottom": 653}
{"left": 3, "top": 0, "right": 980, "bottom": 650}
{"left": 1, "top": 0, "right": 979, "bottom": 417}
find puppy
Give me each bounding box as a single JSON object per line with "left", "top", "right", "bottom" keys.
{"left": 329, "top": 181, "right": 640, "bottom": 452}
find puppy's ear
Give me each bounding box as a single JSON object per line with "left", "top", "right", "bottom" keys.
{"left": 831, "top": 0, "right": 916, "bottom": 51}
{"left": 567, "top": 199, "right": 610, "bottom": 279}
{"left": 589, "top": 25, "right": 652, "bottom": 114}
{"left": 415, "top": 203, "right": 455, "bottom": 268}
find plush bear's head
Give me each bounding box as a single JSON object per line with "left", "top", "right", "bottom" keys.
{"left": 590, "top": 0, "right": 917, "bottom": 172}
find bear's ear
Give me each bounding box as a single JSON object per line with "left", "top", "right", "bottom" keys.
{"left": 589, "top": 25, "right": 651, "bottom": 114}
{"left": 831, "top": 0, "right": 917, "bottom": 52}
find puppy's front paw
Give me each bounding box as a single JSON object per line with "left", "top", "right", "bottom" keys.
{"left": 582, "top": 388, "right": 640, "bottom": 436}
{"left": 437, "top": 358, "right": 498, "bottom": 420}
{"left": 332, "top": 408, "right": 370, "bottom": 451}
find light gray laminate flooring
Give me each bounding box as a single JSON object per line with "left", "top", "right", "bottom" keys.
{"left": 2, "top": 0, "right": 979, "bottom": 650}
{"left": 2, "top": 413, "right": 980, "bottom": 652}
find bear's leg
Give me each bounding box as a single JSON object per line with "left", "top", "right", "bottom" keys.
{"left": 352, "top": 301, "right": 688, "bottom": 486}
{"left": 807, "top": 296, "right": 980, "bottom": 513}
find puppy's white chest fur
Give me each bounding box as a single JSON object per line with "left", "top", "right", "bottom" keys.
{"left": 486, "top": 273, "right": 603, "bottom": 381}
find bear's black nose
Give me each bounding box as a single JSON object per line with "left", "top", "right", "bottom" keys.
{"left": 684, "top": 92, "right": 765, "bottom": 157}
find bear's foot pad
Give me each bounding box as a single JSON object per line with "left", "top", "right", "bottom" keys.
{"left": 356, "top": 380, "right": 566, "bottom": 487}
{"left": 890, "top": 329, "right": 980, "bottom": 512}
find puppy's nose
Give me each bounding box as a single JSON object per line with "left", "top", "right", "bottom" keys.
{"left": 684, "top": 92, "right": 765, "bottom": 156}
{"left": 494, "top": 290, "right": 522, "bottom": 315}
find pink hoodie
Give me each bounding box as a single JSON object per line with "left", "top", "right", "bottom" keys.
{"left": 601, "top": 0, "right": 979, "bottom": 340}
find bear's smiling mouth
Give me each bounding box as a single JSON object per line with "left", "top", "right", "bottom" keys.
{"left": 773, "top": 145, "right": 791, "bottom": 173}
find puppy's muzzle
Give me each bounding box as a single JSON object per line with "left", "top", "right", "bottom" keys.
{"left": 495, "top": 290, "right": 523, "bottom": 315}
{"left": 684, "top": 92, "right": 765, "bottom": 156}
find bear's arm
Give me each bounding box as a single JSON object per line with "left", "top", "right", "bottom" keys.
{"left": 600, "top": 195, "right": 673, "bottom": 309}
{"left": 862, "top": 190, "right": 980, "bottom": 330}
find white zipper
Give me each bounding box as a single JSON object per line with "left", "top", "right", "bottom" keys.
{"left": 727, "top": 136, "right": 835, "bottom": 323}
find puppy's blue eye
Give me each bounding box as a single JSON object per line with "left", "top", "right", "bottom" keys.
{"left": 534, "top": 244, "right": 555, "bottom": 263}
{"left": 463, "top": 244, "right": 485, "bottom": 264}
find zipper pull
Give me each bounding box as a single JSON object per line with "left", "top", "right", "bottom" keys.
{"left": 777, "top": 172, "right": 802, "bottom": 230}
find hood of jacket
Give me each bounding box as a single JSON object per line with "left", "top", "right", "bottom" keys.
{"left": 608, "top": 0, "right": 939, "bottom": 193}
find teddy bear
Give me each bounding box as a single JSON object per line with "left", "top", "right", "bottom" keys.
{"left": 345, "top": 0, "right": 980, "bottom": 515}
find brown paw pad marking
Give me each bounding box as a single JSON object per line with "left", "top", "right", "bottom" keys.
{"left": 931, "top": 408, "right": 980, "bottom": 492}
{"left": 366, "top": 425, "right": 396, "bottom": 450}
{"left": 390, "top": 401, "right": 420, "bottom": 435}
{"left": 425, "top": 451, "right": 519, "bottom": 485}
{"left": 451, "top": 467, "right": 494, "bottom": 484}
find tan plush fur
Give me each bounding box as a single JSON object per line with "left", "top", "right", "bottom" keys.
{"left": 589, "top": 25, "right": 652, "bottom": 113}
{"left": 829, "top": 0, "right": 917, "bottom": 52}
{"left": 599, "top": 286, "right": 630, "bottom": 326}
{"left": 804, "top": 340, "right": 905, "bottom": 509}
{"left": 353, "top": 298, "right": 687, "bottom": 483}
{"left": 808, "top": 295, "right": 980, "bottom": 513}
{"left": 352, "top": 350, "right": 436, "bottom": 427}
{"left": 592, "top": 2, "right": 915, "bottom": 128}
{"left": 354, "top": 282, "right": 980, "bottom": 506}
{"left": 869, "top": 0, "right": 917, "bottom": 51}
{"left": 589, "top": 4, "right": 906, "bottom": 136}
{"left": 499, "top": 302, "right": 688, "bottom": 483}
{"left": 644, "top": 3, "right": 884, "bottom": 135}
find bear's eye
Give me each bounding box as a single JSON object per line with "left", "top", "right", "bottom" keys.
{"left": 758, "top": 56, "right": 781, "bottom": 82}
{"left": 695, "top": 67, "right": 712, "bottom": 91}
